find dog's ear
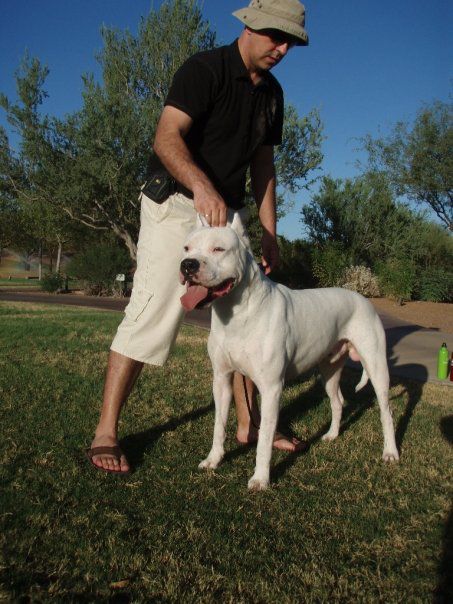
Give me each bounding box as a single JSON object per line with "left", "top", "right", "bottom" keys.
{"left": 229, "top": 210, "right": 252, "bottom": 249}
{"left": 230, "top": 211, "right": 246, "bottom": 235}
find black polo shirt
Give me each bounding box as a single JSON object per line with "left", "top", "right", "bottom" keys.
{"left": 164, "top": 39, "right": 284, "bottom": 210}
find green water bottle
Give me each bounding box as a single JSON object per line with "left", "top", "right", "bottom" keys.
{"left": 437, "top": 343, "right": 449, "bottom": 380}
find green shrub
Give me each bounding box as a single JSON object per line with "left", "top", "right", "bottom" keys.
{"left": 312, "top": 242, "right": 350, "bottom": 287}
{"left": 376, "top": 258, "right": 417, "bottom": 303}
{"left": 415, "top": 268, "right": 453, "bottom": 303}
{"left": 40, "top": 272, "right": 65, "bottom": 293}
{"left": 67, "top": 243, "right": 132, "bottom": 296}
{"left": 270, "top": 237, "right": 316, "bottom": 289}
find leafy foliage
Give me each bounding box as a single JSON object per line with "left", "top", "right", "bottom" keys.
{"left": 40, "top": 272, "right": 65, "bottom": 293}
{"left": 67, "top": 241, "right": 132, "bottom": 295}
{"left": 311, "top": 241, "right": 351, "bottom": 288}
{"left": 270, "top": 236, "right": 316, "bottom": 289}
{"left": 275, "top": 105, "right": 324, "bottom": 203}
{"left": 375, "top": 258, "right": 417, "bottom": 303}
{"left": 362, "top": 100, "right": 453, "bottom": 230}
{"left": 302, "top": 172, "right": 453, "bottom": 301}
{"left": 415, "top": 267, "right": 453, "bottom": 303}
{"left": 0, "top": 1, "right": 216, "bottom": 260}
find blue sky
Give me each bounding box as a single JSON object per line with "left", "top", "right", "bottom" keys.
{"left": 1, "top": 0, "right": 451, "bottom": 239}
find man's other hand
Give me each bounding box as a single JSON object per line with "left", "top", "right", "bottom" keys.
{"left": 261, "top": 231, "right": 279, "bottom": 275}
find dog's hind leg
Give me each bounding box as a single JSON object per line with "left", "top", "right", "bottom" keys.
{"left": 351, "top": 320, "right": 399, "bottom": 462}
{"left": 199, "top": 370, "right": 233, "bottom": 470}
{"left": 319, "top": 355, "right": 347, "bottom": 442}
{"left": 248, "top": 381, "right": 283, "bottom": 491}
{"left": 365, "top": 356, "right": 399, "bottom": 462}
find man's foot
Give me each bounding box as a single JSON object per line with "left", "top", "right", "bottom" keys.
{"left": 87, "top": 435, "right": 130, "bottom": 474}
{"left": 236, "top": 429, "right": 309, "bottom": 452}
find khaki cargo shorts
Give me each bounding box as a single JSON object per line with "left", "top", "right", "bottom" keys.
{"left": 110, "top": 192, "right": 198, "bottom": 365}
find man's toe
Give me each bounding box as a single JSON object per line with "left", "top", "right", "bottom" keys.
{"left": 87, "top": 445, "right": 130, "bottom": 474}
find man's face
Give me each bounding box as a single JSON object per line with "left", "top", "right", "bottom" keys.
{"left": 247, "top": 28, "right": 298, "bottom": 71}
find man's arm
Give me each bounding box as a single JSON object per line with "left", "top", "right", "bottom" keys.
{"left": 250, "top": 145, "right": 280, "bottom": 274}
{"left": 153, "top": 105, "right": 227, "bottom": 227}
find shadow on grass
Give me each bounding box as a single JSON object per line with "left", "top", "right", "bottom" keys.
{"left": 208, "top": 362, "right": 427, "bottom": 486}
{"left": 272, "top": 370, "right": 384, "bottom": 483}
{"left": 435, "top": 415, "right": 453, "bottom": 602}
{"left": 120, "top": 320, "right": 429, "bottom": 485}
{"left": 120, "top": 403, "right": 213, "bottom": 470}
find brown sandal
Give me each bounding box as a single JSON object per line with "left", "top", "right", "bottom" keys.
{"left": 86, "top": 445, "right": 131, "bottom": 475}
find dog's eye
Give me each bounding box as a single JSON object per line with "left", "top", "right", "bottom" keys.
{"left": 183, "top": 246, "right": 189, "bottom": 252}
{"left": 213, "top": 247, "right": 225, "bottom": 252}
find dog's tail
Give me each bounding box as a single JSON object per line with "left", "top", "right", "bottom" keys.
{"left": 355, "top": 368, "right": 369, "bottom": 392}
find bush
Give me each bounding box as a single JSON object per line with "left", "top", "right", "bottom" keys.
{"left": 270, "top": 237, "right": 316, "bottom": 289}
{"left": 40, "top": 272, "right": 65, "bottom": 293}
{"left": 312, "top": 242, "right": 350, "bottom": 287}
{"left": 67, "top": 243, "right": 133, "bottom": 296}
{"left": 376, "top": 258, "right": 417, "bottom": 303}
{"left": 340, "top": 265, "right": 381, "bottom": 297}
{"left": 415, "top": 268, "right": 453, "bottom": 303}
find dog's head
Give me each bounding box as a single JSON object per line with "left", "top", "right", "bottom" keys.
{"left": 180, "top": 213, "right": 249, "bottom": 311}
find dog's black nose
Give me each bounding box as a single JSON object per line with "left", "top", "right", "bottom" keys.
{"left": 180, "top": 258, "right": 200, "bottom": 278}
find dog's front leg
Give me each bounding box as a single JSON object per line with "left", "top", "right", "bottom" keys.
{"left": 248, "top": 383, "right": 283, "bottom": 491}
{"left": 199, "top": 371, "right": 233, "bottom": 470}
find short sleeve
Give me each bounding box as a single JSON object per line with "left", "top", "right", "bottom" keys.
{"left": 263, "top": 85, "right": 284, "bottom": 146}
{"left": 165, "top": 57, "right": 218, "bottom": 121}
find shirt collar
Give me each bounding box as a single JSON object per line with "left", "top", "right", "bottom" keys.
{"left": 228, "top": 39, "right": 270, "bottom": 88}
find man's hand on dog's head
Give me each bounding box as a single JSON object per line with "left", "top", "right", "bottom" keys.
{"left": 193, "top": 184, "right": 228, "bottom": 227}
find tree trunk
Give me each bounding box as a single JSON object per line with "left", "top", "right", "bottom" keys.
{"left": 56, "top": 240, "right": 63, "bottom": 274}
{"left": 38, "top": 240, "right": 43, "bottom": 280}
{"left": 112, "top": 226, "right": 137, "bottom": 261}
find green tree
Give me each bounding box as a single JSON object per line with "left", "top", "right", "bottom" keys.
{"left": 302, "top": 172, "right": 453, "bottom": 300}
{"left": 1, "top": 0, "right": 216, "bottom": 261}
{"left": 302, "top": 172, "right": 418, "bottom": 265}
{"left": 0, "top": 56, "right": 82, "bottom": 276}
{"left": 1, "top": 0, "right": 324, "bottom": 262}
{"left": 363, "top": 99, "right": 453, "bottom": 230}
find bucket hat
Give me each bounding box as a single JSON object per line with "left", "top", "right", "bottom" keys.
{"left": 233, "top": 0, "right": 309, "bottom": 46}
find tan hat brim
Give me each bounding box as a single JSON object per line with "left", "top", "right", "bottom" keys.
{"left": 232, "top": 7, "right": 309, "bottom": 46}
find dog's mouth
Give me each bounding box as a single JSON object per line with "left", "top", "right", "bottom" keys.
{"left": 180, "top": 278, "right": 236, "bottom": 311}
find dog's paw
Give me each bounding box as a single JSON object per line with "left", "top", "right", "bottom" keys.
{"left": 382, "top": 449, "right": 399, "bottom": 462}
{"left": 321, "top": 431, "right": 338, "bottom": 442}
{"left": 247, "top": 476, "right": 270, "bottom": 491}
{"left": 198, "top": 458, "right": 219, "bottom": 470}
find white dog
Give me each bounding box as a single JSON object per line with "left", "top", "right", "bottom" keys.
{"left": 180, "top": 214, "right": 399, "bottom": 490}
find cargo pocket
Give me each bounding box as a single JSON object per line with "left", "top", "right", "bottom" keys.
{"left": 141, "top": 191, "right": 175, "bottom": 224}
{"left": 124, "top": 288, "right": 154, "bottom": 322}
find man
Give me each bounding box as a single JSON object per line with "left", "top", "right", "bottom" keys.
{"left": 87, "top": 0, "right": 309, "bottom": 474}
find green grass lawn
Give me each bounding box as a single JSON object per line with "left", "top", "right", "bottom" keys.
{"left": 0, "top": 301, "right": 452, "bottom": 602}
{"left": 0, "top": 277, "right": 41, "bottom": 288}
{"left": 0, "top": 277, "right": 85, "bottom": 291}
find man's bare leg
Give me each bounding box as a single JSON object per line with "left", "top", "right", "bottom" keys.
{"left": 89, "top": 350, "right": 143, "bottom": 472}
{"left": 233, "top": 372, "right": 305, "bottom": 452}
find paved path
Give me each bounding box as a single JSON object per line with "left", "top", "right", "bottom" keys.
{"left": 1, "top": 289, "right": 452, "bottom": 386}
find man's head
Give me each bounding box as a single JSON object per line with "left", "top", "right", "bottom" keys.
{"left": 233, "top": 0, "right": 308, "bottom": 72}
{"left": 233, "top": 0, "right": 309, "bottom": 46}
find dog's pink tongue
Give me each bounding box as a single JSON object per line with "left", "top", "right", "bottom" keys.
{"left": 180, "top": 284, "right": 209, "bottom": 311}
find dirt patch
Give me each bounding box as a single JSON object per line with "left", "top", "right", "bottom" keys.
{"left": 370, "top": 298, "right": 453, "bottom": 333}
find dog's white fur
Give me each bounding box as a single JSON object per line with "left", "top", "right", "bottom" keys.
{"left": 181, "top": 214, "right": 399, "bottom": 490}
